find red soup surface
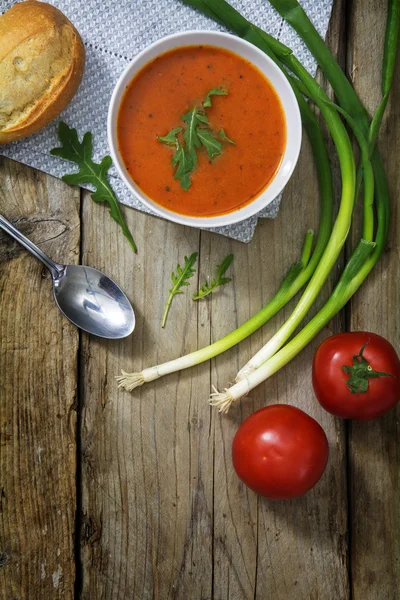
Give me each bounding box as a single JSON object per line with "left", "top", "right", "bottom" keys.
{"left": 117, "top": 45, "right": 286, "bottom": 217}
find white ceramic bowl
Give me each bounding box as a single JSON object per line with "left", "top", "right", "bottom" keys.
{"left": 108, "top": 31, "right": 302, "bottom": 228}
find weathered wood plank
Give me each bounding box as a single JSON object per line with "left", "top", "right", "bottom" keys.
{"left": 0, "top": 158, "right": 79, "bottom": 598}
{"left": 347, "top": 1, "right": 400, "bottom": 597}
{"left": 80, "top": 199, "right": 214, "bottom": 599}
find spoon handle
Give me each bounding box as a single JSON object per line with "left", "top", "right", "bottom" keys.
{"left": 0, "top": 214, "right": 62, "bottom": 279}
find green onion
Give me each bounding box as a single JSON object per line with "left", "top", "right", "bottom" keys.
{"left": 197, "top": 0, "right": 357, "bottom": 381}
{"left": 236, "top": 97, "right": 377, "bottom": 381}
{"left": 267, "top": 0, "right": 398, "bottom": 157}
{"left": 324, "top": 99, "right": 375, "bottom": 241}
{"left": 262, "top": 0, "right": 391, "bottom": 243}
{"left": 116, "top": 89, "right": 333, "bottom": 391}
{"left": 265, "top": 0, "right": 369, "bottom": 125}
{"left": 208, "top": 0, "right": 397, "bottom": 410}
{"left": 226, "top": 109, "right": 380, "bottom": 404}
{"left": 369, "top": 0, "right": 400, "bottom": 153}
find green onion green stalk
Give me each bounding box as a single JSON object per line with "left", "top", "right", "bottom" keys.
{"left": 214, "top": 111, "right": 380, "bottom": 409}
{"left": 369, "top": 0, "right": 400, "bottom": 153}
{"left": 235, "top": 98, "right": 376, "bottom": 383}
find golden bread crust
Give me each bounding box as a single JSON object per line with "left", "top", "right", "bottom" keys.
{"left": 0, "top": 1, "right": 85, "bottom": 143}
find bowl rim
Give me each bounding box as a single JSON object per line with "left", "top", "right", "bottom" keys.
{"left": 107, "top": 30, "right": 302, "bottom": 229}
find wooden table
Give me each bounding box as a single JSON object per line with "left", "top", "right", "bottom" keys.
{"left": 1, "top": 0, "right": 399, "bottom": 598}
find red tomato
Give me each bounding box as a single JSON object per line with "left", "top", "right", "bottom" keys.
{"left": 232, "top": 405, "right": 329, "bottom": 500}
{"left": 313, "top": 332, "right": 400, "bottom": 421}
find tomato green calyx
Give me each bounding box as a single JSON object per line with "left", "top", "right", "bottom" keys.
{"left": 342, "top": 341, "right": 395, "bottom": 394}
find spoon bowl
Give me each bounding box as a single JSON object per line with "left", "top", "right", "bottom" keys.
{"left": 54, "top": 265, "right": 135, "bottom": 339}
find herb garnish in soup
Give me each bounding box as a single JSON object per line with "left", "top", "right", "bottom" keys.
{"left": 117, "top": 45, "right": 286, "bottom": 218}
{"left": 158, "top": 87, "right": 234, "bottom": 191}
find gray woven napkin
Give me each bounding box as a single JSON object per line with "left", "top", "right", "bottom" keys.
{"left": 0, "top": 0, "right": 333, "bottom": 242}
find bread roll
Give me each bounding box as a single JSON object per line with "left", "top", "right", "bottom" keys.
{"left": 0, "top": 1, "right": 85, "bottom": 144}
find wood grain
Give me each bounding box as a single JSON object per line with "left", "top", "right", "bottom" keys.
{"left": 0, "top": 158, "right": 79, "bottom": 599}
{"left": 347, "top": 1, "right": 400, "bottom": 598}
{"left": 80, "top": 199, "right": 215, "bottom": 599}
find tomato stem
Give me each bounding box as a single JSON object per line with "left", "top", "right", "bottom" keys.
{"left": 342, "top": 341, "right": 395, "bottom": 394}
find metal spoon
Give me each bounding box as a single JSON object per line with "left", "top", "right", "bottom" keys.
{"left": 0, "top": 214, "right": 135, "bottom": 339}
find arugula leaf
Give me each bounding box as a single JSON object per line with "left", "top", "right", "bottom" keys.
{"left": 172, "top": 141, "right": 194, "bottom": 190}
{"left": 197, "top": 129, "right": 223, "bottom": 160}
{"left": 203, "top": 87, "right": 228, "bottom": 107}
{"left": 219, "top": 129, "right": 236, "bottom": 145}
{"left": 197, "top": 112, "right": 210, "bottom": 125}
{"left": 182, "top": 108, "right": 203, "bottom": 165}
{"left": 159, "top": 88, "right": 231, "bottom": 190}
{"left": 158, "top": 127, "right": 182, "bottom": 145}
{"left": 162, "top": 252, "right": 198, "bottom": 327}
{"left": 51, "top": 122, "right": 137, "bottom": 253}
{"left": 193, "top": 254, "right": 233, "bottom": 300}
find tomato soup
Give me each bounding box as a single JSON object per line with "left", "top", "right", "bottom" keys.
{"left": 117, "top": 45, "right": 286, "bottom": 217}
